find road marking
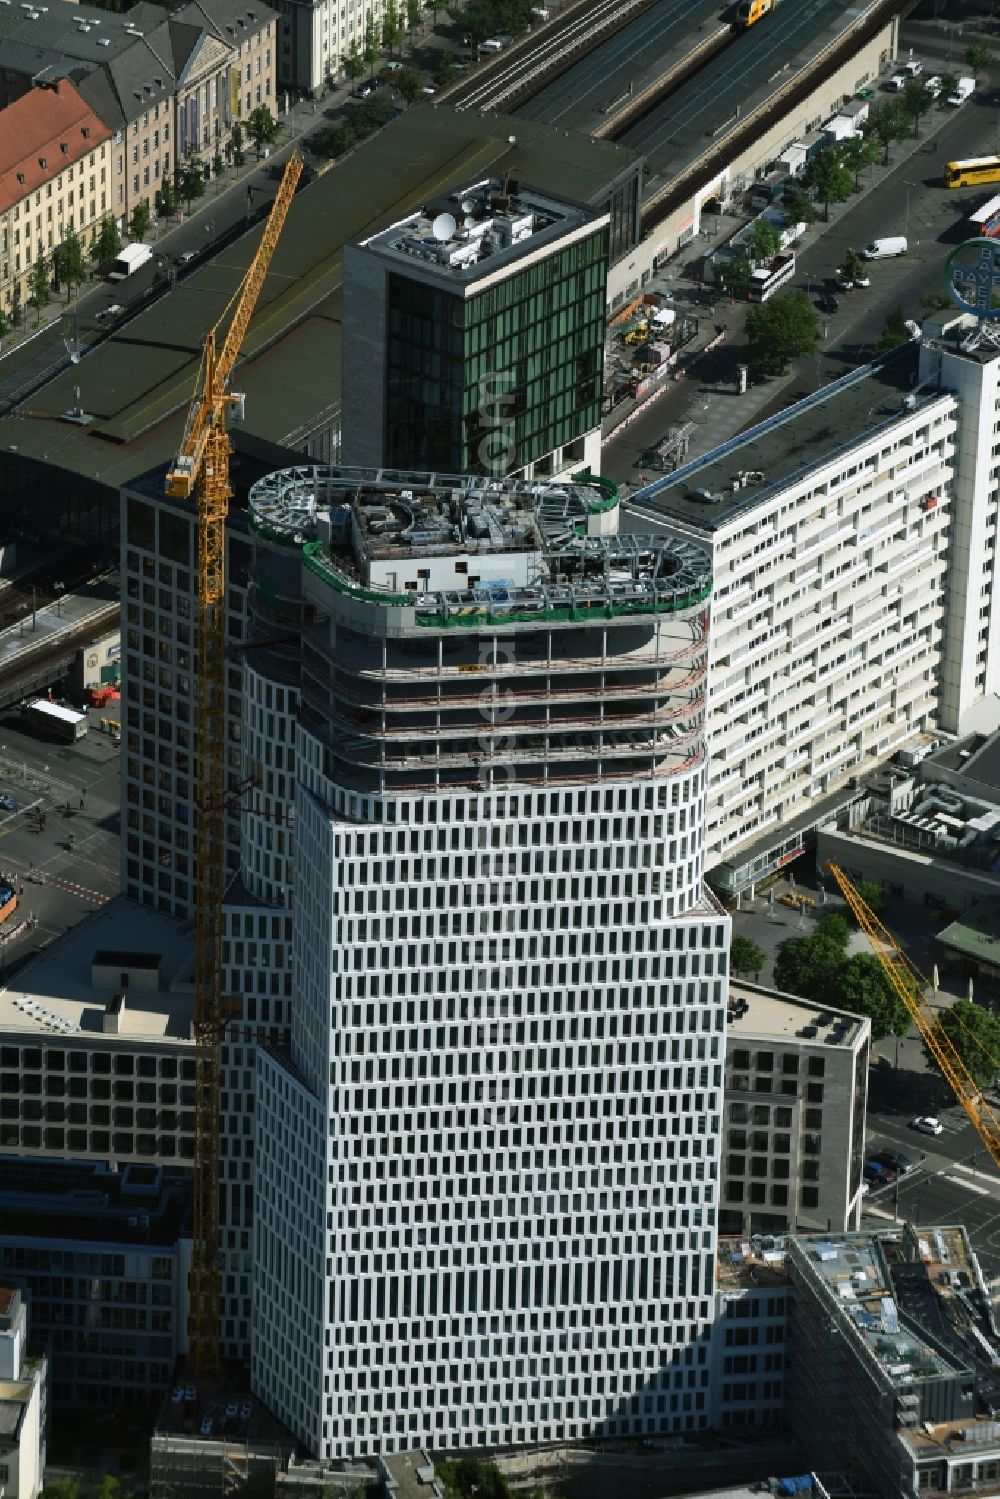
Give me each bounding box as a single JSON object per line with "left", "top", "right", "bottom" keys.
{"left": 950, "top": 1161, "right": 1000, "bottom": 1188}
{"left": 939, "top": 1172, "right": 992, "bottom": 1196}
{"left": 863, "top": 1204, "right": 899, "bottom": 1222}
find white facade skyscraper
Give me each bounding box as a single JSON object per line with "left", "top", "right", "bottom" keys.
{"left": 247, "top": 465, "right": 729, "bottom": 1457}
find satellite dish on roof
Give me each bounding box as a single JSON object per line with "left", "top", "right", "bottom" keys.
{"left": 431, "top": 212, "right": 457, "bottom": 241}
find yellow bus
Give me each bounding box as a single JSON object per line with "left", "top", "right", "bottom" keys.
{"left": 945, "top": 156, "right": 1000, "bottom": 189}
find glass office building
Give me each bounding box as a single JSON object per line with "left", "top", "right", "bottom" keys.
{"left": 342, "top": 178, "right": 609, "bottom": 480}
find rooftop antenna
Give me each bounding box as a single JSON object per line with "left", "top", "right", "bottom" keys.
{"left": 431, "top": 212, "right": 456, "bottom": 241}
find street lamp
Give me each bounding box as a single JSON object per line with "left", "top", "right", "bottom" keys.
{"left": 903, "top": 180, "right": 919, "bottom": 244}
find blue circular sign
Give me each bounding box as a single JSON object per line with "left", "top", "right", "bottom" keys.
{"left": 947, "top": 237, "right": 1000, "bottom": 320}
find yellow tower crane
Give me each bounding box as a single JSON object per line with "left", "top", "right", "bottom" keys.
{"left": 828, "top": 861, "right": 1000, "bottom": 1173}
{"left": 165, "top": 150, "right": 303, "bottom": 1374}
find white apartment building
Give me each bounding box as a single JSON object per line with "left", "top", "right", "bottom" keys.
{"left": 271, "top": 0, "right": 406, "bottom": 96}
{"left": 629, "top": 355, "right": 957, "bottom": 895}
{"left": 919, "top": 313, "right": 1000, "bottom": 736}
{"left": 246, "top": 464, "right": 730, "bottom": 1458}
{"left": 0, "top": 1288, "right": 47, "bottom": 1499}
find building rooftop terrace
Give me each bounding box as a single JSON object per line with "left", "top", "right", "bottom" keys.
{"left": 727, "top": 982, "right": 866, "bottom": 1050}
{"left": 360, "top": 176, "right": 597, "bottom": 285}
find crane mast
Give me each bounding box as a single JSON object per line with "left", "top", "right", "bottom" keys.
{"left": 167, "top": 151, "right": 303, "bottom": 1374}
{"left": 828, "top": 862, "right": 1000, "bottom": 1173}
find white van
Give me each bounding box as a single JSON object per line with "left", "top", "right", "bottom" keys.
{"left": 480, "top": 37, "right": 504, "bottom": 51}
{"left": 863, "top": 236, "right": 908, "bottom": 259}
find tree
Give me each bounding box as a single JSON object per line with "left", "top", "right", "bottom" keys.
{"left": 405, "top": 0, "right": 421, "bottom": 33}
{"left": 247, "top": 104, "right": 280, "bottom": 154}
{"left": 437, "top": 1458, "right": 512, "bottom": 1499}
{"left": 731, "top": 935, "right": 766, "bottom": 979}
{"left": 749, "top": 216, "right": 781, "bottom": 264}
{"left": 363, "top": 11, "right": 380, "bottom": 71}
{"left": 903, "top": 79, "right": 934, "bottom": 135}
{"left": 837, "top": 952, "right": 911, "bottom": 1041}
{"left": 785, "top": 188, "right": 815, "bottom": 227}
{"left": 213, "top": 149, "right": 225, "bottom": 178}
{"left": 424, "top": 0, "right": 439, "bottom": 18}
{"left": 746, "top": 289, "right": 820, "bottom": 374}
{"left": 90, "top": 212, "right": 122, "bottom": 274}
{"left": 874, "top": 305, "right": 910, "bottom": 353}
{"left": 10, "top": 291, "right": 22, "bottom": 328}
{"left": 55, "top": 226, "right": 86, "bottom": 301}
{"left": 802, "top": 146, "right": 854, "bottom": 220}
{"left": 715, "top": 250, "right": 754, "bottom": 302}
{"left": 177, "top": 159, "right": 206, "bottom": 211}
{"left": 967, "top": 39, "right": 993, "bottom": 77}
{"left": 928, "top": 999, "right": 1000, "bottom": 1090}
{"left": 45, "top": 1481, "right": 80, "bottom": 1499}
{"left": 313, "top": 120, "right": 356, "bottom": 159}
{"left": 867, "top": 101, "right": 911, "bottom": 166}
{"left": 939, "top": 71, "right": 960, "bottom": 102}
{"left": 230, "top": 119, "right": 246, "bottom": 164}
{"left": 342, "top": 38, "right": 365, "bottom": 80}
{"left": 0, "top": 308, "right": 7, "bottom": 344}
{"left": 773, "top": 934, "right": 845, "bottom": 1004}
{"left": 382, "top": 0, "right": 402, "bottom": 52}
{"left": 433, "top": 52, "right": 455, "bottom": 87}
{"left": 919, "top": 289, "right": 953, "bottom": 316}
{"left": 155, "top": 176, "right": 177, "bottom": 219}
{"left": 129, "top": 200, "right": 151, "bottom": 242}
{"left": 843, "top": 247, "right": 866, "bottom": 284}
{"left": 840, "top": 131, "right": 878, "bottom": 190}
{"left": 392, "top": 63, "right": 422, "bottom": 101}
{"left": 856, "top": 879, "right": 887, "bottom": 918}
{"left": 27, "top": 252, "right": 49, "bottom": 324}
{"left": 815, "top": 912, "right": 851, "bottom": 952}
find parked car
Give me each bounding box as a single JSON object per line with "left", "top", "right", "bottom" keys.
{"left": 421, "top": 85, "right": 437, "bottom": 94}
{"left": 240, "top": 1399, "right": 253, "bottom": 1421}
{"left": 95, "top": 303, "right": 123, "bottom": 321}
{"left": 864, "top": 1160, "right": 895, "bottom": 1183}
{"left": 904, "top": 58, "right": 923, "bottom": 76}
{"left": 0, "top": 795, "right": 16, "bottom": 812}
{"left": 926, "top": 74, "right": 942, "bottom": 96}
{"left": 911, "top": 1115, "right": 943, "bottom": 1135}
{"left": 225, "top": 1400, "right": 239, "bottom": 1420}
{"left": 354, "top": 80, "right": 375, "bottom": 98}
{"left": 872, "top": 1149, "right": 913, "bottom": 1174}
{"left": 200, "top": 1415, "right": 213, "bottom": 1437}
{"left": 184, "top": 1384, "right": 197, "bottom": 1402}
{"left": 887, "top": 73, "right": 907, "bottom": 90}
{"left": 818, "top": 292, "right": 839, "bottom": 314}
{"left": 171, "top": 1385, "right": 185, "bottom": 1404}
{"left": 178, "top": 249, "right": 198, "bottom": 265}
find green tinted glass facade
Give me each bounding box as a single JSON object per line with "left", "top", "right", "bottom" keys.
{"left": 384, "top": 223, "right": 609, "bottom": 475}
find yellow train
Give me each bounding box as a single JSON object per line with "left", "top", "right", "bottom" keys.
{"left": 736, "top": 0, "right": 780, "bottom": 26}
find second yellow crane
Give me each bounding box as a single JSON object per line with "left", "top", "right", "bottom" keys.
{"left": 166, "top": 149, "right": 303, "bottom": 1374}
{"left": 829, "top": 862, "right": 1000, "bottom": 1173}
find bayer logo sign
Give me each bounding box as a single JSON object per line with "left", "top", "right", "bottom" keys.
{"left": 947, "top": 237, "right": 1000, "bottom": 320}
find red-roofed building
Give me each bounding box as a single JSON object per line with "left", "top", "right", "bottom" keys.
{"left": 0, "top": 79, "right": 111, "bottom": 318}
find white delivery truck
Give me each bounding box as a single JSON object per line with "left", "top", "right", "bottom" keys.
{"left": 108, "top": 242, "right": 153, "bottom": 281}
{"left": 947, "top": 76, "right": 975, "bottom": 105}
{"left": 863, "top": 236, "right": 908, "bottom": 259}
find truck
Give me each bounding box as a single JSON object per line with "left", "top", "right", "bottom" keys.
{"left": 947, "top": 76, "right": 975, "bottom": 106}
{"left": 108, "top": 242, "right": 153, "bottom": 281}
{"left": 25, "top": 699, "right": 88, "bottom": 742}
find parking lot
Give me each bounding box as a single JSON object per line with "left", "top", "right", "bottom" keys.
{"left": 0, "top": 705, "right": 121, "bottom": 976}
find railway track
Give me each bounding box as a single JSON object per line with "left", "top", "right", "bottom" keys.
{"left": 442, "top": 0, "right": 667, "bottom": 115}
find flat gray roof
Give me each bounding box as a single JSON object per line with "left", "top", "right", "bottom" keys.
{"left": 0, "top": 105, "right": 639, "bottom": 491}
{"left": 728, "top": 982, "right": 866, "bottom": 1050}
{"left": 0, "top": 894, "right": 194, "bottom": 1042}
{"left": 627, "top": 348, "right": 936, "bottom": 534}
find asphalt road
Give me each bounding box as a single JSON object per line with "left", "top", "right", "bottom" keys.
{"left": 0, "top": 708, "right": 121, "bottom": 980}
{"left": 601, "top": 64, "right": 1000, "bottom": 487}
{"left": 515, "top": 0, "right": 723, "bottom": 131}
{"left": 863, "top": 1102, "right": 1000, "bottom": 1282}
